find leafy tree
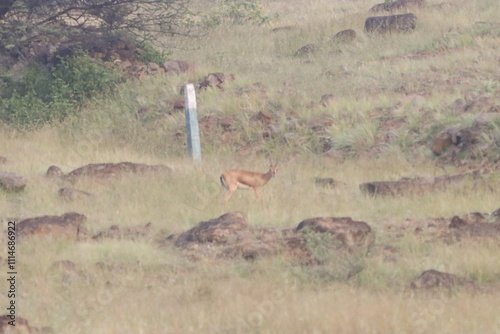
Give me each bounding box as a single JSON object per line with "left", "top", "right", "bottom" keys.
{"left": 0, "top": 0, "right": 193, "bottom": 61}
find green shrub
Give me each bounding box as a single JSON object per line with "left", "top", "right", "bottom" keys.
{"left": 0, "top": 51, "right": 120, "bottom": 128}
{"left": 203, "top": 0, "right": 271, "bottom": 27}
{"left": 136, "top": 40, "right": 169, "bottom": 65}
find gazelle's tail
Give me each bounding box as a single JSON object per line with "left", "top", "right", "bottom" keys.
{"left": 220, "top": 175, "right": 228, "bottom": 190}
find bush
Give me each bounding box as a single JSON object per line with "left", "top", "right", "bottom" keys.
{"left": 203, "top": 0, "right": 271, "bottom": 27}
{"left": 0, "top": 51, "right": 120, "bottom": 128}
{"left": 136, "top": 40, "right": 170, "bottom": 65}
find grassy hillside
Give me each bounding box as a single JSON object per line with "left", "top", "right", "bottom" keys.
{"left": 1, "top": 0, "right": 500, "bottom": 333}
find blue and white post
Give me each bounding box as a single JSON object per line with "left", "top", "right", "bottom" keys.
{"left": 184, "top": 83, "right": 202, "bottom": 161}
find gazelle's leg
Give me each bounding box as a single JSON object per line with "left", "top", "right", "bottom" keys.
{"left": 253, "top": 188, "right": 260, "bottom": 199}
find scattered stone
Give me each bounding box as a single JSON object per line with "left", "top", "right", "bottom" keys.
{"left": 359, "top": 169, "right": 490, "bottom": 197}
{"left": 0, "top": 156, "right": 7, "bottom": 164}
{"left": 46, "top": 162, "right": 171, "bottom": 182}
{"left": 294, "top": 43, "right": 317, "bottom": 57}
{"left": 410, "top": 269, "right": 474, "bottom": 289}
{"left": 331, "top": 29, "right": 357, "bottom": 43}
{"left": 370, "top": 0, "right": 425, "bottom": 12}
{"left": 17, "top": 212, "right": 88, "bottom": 240}
{"left": 365, "top": 13, "right": 417, "bottom": 33}
{"left": 93, "top": 222, "right": 153, "bottom": 241}
{"left": 0, "top": 172, "right": 27, "bottom": 192}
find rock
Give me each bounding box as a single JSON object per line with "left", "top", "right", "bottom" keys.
{"left": 17, "top": 212, "right": 88, "bottom": 240}
{"left": 51, "top": 260, "right": 77, "bottom": 271}
{"left": 271, "top": 26, "right": 294, "bottom": 32}
{"left": 331, "top": 29, "right": 357, "bottom": 43}
{"left": 294, "top": 43, "right": 317, "bottom": 57}
{"left": 45, "top": 165, "right": 64, "bottom": 178}
{"left": 0, "top": 156, "right": 7, "bottom": 164}
{"left": 58, "top": 187, "right": 93, "bottom": 201}
{"left": 365, "top": 13, "right": 417, "bottom": 34}
{"left": 359, "top": 170, "right": 489, "bottom": 197}
{"left": 93, "top": 222, "right": 153, "bottom": 241}
{"left": 174, "top": 212, "right": 250, "bottom": 247}
{"left": 0, "top": 314, "right": 50, "bottom": 333}
{"left": 162, "top": 60, "right": 190, "bottom": 74}
{"left": 431, "top": 125, "right": 485, "bottom": 156}
{"left": 46, "top": 162, "right": 171, "bottom": 182}
{"left": 410, "top": 269, "right": 474, "bottom": 289}
{"left": 370, "top": 0, "right": 425, "bottom": 12}
{"left": 319, "top": 94, "right": 336, "bottom": 107}
{"left": 306, "top": 113, "right": 334, "bottom": 132}
{"left": 0, "top": 172, "right": 27, "bottom": 192}
{"left": 166, "top": 212, "right": 373, "bottom": 266}
{"left": 198, "top": 72, "right": 235, "bottom": 90}
{"left": 315, "top": 177, "right": 337, "bottom": 188}
{"left": 249, "top": 110, "right": 276, "bottom": 125}
{"left": 295, "top": 217, "right": 374, "bottom": 249}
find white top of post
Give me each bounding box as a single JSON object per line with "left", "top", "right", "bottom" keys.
{"left": 185, "top": 84, "right": 197, "bottom": 110}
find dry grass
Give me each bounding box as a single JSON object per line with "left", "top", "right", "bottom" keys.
{"left": 1, "top": 0, "right": 500, "bottom": 332}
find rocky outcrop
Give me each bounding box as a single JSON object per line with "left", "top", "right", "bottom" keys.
{"left": 359, "top": 169, "right": 490, "bottom": 197}
{"left": 165, "top": 212, "right": 373, "bottom": 266}
{"left": 17, "top": 212, "right": 88, "bottom": 240}
{"left": 45, "top": 162, "right": 171, "bottom": 182}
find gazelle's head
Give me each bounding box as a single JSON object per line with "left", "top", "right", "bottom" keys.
{"left": 267, "top": 161, "right": 280, "bottom": 178}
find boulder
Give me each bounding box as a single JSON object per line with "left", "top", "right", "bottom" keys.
{"left": 17, "top": 212, "right": 88, "bottom": 240}
{"left": 365, "top": 13, "right": 417, "bottom": 33}
{"left": 174, "top": 212, "right": 250, "bottom": 247}
{"left": 0, "top": 172, "right": 27, "bottom": 192}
